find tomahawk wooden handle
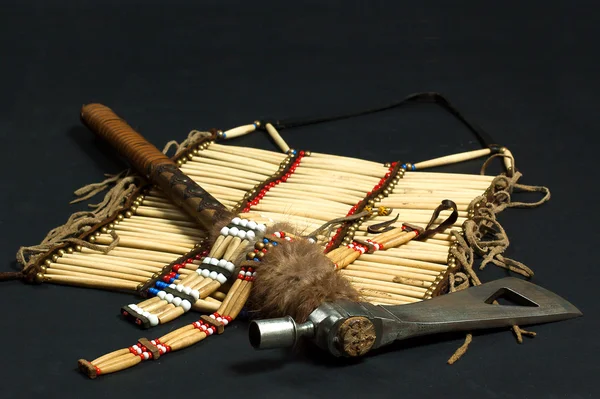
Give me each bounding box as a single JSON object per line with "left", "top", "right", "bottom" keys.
{"left": 80, "top": 103, "right": 231, "bottom": 229}
{"left": 81, "top": 104, "right": 175, "bottom": 175}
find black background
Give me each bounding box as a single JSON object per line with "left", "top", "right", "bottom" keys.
{"left": 1, "top": 1, "right": 598, "bottom": 398}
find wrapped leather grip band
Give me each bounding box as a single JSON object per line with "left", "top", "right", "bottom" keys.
{"left": 80, "top": 103, "right": 231, "bottom": 229}
{"left": 81, "top": 103, "right": 175, "bottom": 175}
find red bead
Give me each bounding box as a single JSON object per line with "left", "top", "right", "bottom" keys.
{"left": 95, "top": 366, "right": 102, "bottom": 375}
{"left": 262, "top": 248, "right": 267, "bottom": 253}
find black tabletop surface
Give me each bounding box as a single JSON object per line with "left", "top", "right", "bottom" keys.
{"left": 1, "top": 1, "right": 597, "bottom": 398}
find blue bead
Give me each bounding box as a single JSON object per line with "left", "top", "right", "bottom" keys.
{"left": 254, "top": 258, "right": 260, "bottom": 261}
{"left": 149, "top": 288, "right": 159, "bottom": 296}
{"left": 401, "top": 164, "right": 407, "bottom": 169}
{"left": 175, "top": 274, "right": 180, "bottom": 279}
{"left": 272, "top": 242, "right": 278, "bottom": 246}
{"left": 412, "top": 164, "right": 416, "bottom": 171}
{"left": 263, "top": 238, "right": 269, "bottom": 243}
{"left": 156, "top": 281, "right": 167, "bottom": 288}
{"left": 222, "top": 133, "right": 227, "bottom": 139}
{"left": 169, "top": 278, "right": 176, "bottom": 283}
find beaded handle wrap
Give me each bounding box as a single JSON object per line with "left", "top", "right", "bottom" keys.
{"left": 80, "top": 104, "right": 231, "bottom": 230}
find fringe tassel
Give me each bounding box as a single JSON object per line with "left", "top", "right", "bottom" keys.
{"left": 445, "top": 161, "right": 550, "bottom": 364}
{"left": 12, "top": 130, "right": 212, "bottom": 281}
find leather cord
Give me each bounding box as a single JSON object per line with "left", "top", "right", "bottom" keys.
{"left": 259, "top": 92, "right": 497, "bottom": 149}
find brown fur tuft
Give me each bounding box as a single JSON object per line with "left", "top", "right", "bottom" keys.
{"left": 248, "top": 237, "right": 359, "bottom": 323}
{"left": 209, "top": 215, "right": 234, "bottom": 243}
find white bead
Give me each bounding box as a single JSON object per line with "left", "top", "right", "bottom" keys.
{"left": 201, "top": 269, "right": 210, "bottom": 277}
{"left": 181, "top": 300, "right": 192, "bottom": 312}
{"left": 191, "top": 290, "right": 200, "bottom": 300}
{"left": 257, "top": 224, "right": 266, "bottom": 233}
{"left": 247, "top": 221, "right": 257, "bottom": 230}
{"left": 216, "top": 273, "right": 227, "bottom": 284}
{"left": 245, "top": 271, "right": 251, "bottom": 277}
{"left": 210, "top": 258, "right": 219, "bottom": 266}
{"left": 143, "top": 352, "right": 150, "bottom": 360}
{"left": 165, "top": 293, "right": 174, "bottom": 303}
{"left": 176, "top": 284, "right": 184, "bottom": 292}
{"left": 209, "top": 271, "right": 218, "bottom": 280}
{"left": 229, "top": 227, "right": 239, "bottom": 236}
{"left": 209, "top": 314, "right": 216, "bottom": 319}
{"left": 222, "top": 318, "right": 229, "bottom": 325}
{"left": 173, "top": 297, "right": 182, "bottom": 307}
{"left": 203, "top": 257, "right": 211, "bottom": 264}
{"left": 220, "top": 226, "right": 229, "bottom": 236}
{"left": 207, "top": 329, "right": 213, "bottom": 335}
{"left": 308, "top": 237, "right": 316, "bottom": 243}
{"left": 237, "top": 230, "right": 246, "bottom": 239}
{"left": 245, "top": 230, "right": 256, "bottom": 241}
{"left": 142, "top": 311, "right": 150, "bottom": 318}
{"left": 252, "top": 272, "right": 257, "bottom": 277}
{"left": 274, "top": 232, "right": 281, "bottom": 238}
{"left": 232, "top": 217, "right": 241, "bottom": 225}
{"left": 225, "top": 261, "right": 235, "bottom": 272}
{"left": 183, "top": 286, "right": 192, "bottom": 295}
{"left": 148, "top": 315, "right": 159, "bottom": 326}
{"left": 217, "top": 259, "right": 228, "bottom": 268}
{"left": 128, "top": 303, "right": 137, "bottom": 310}
{"left": 169, "top": 283, "right": 176, "bottom": 289}
{"left": 240, "top": 219, "right": 248, "bottom": 227}
{"left": 196, "top": 269, "right": 203, "bottom": 275}
{"left": 157, "top": 291, "right": 166, "bottom": 300}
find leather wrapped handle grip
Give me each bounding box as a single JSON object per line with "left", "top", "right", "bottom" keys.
{"left": 80, "top": 103, "right": 175, "bottom": 175}
{"left": 80, "top": 103, "right": 231, "bottom": 230}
